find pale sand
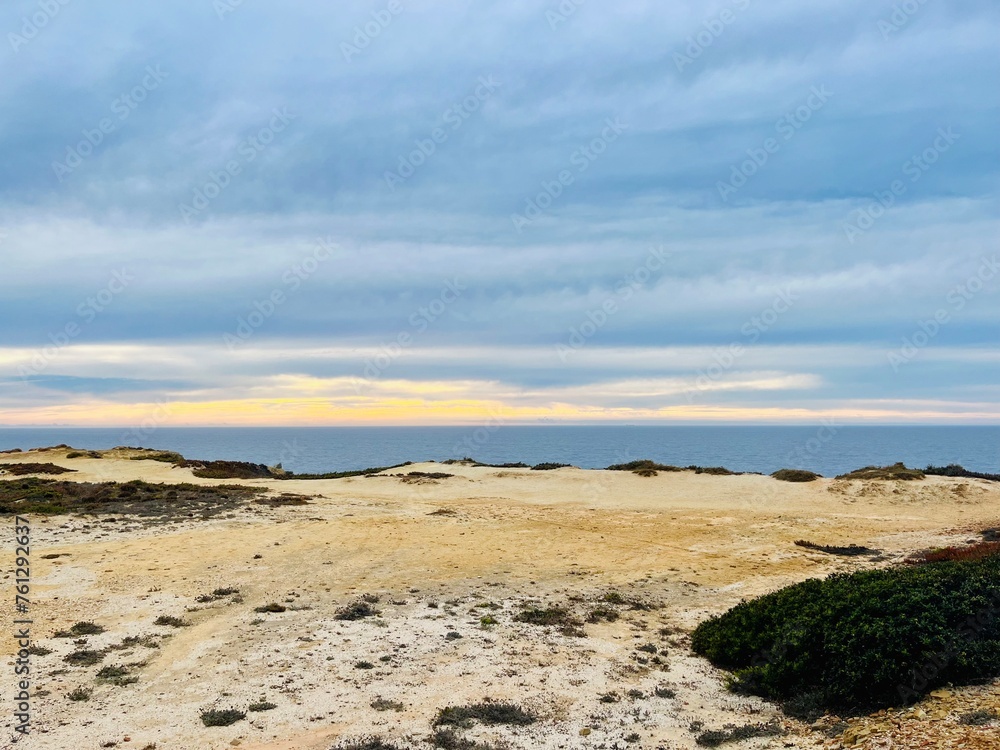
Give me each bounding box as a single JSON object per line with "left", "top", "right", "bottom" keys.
{"left": 2, "top": 448, "right": 999, "bottom": 749}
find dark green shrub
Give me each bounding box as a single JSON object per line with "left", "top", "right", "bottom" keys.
{"left": 96, "top": 664, "right": 129, "bottom": 679}
{"left": 335, "top": 600, "right": 379, "bottom": 620}
{"left": 925, "top": 464, "right": 1000, "bottom": 482}
{"left": 530, "top": 463, "right": 571, "bottom": 470}
{"left": 67, "top": 687, "right": 92, "bottom": 701}
{"left": 606, "top": 459, "right": 683, "bottom": 472}
{"left": 71, "top": 621, "right": 106, "bottom": 635}
{"left": 794, "top": 540, "right": 878, "bottom": 557}
{"left": 689, "top": 465, "right": 738, "bottom": 475}
{"left": 691, "top": 555, "right": 1000, "bottom": 716}
{"left": 253, "top": 603, "right": 286, "bottom": 613}
{"left": 200, "top": 708, "right": 245, "bottom": 727}
{"left": 248, "top": 701, "right": 277, "bottom": 712}
{"left": 514, "top": 607, "right": 578, "bottom": 627}
{"left": 64, "top": 649, "right": 105, "bottom": 666}
{"left": 429, "top": 729, "right": 502, "bottom": 749}
{"left": 695, "top": 722, "right": 783, "bottom": 747}
{"left": 586, "top": 607, "right": 619, "bottom": 623}
{"left": 154, "top": 615, "right": 189, "bottom": 627}
{"left": 835, "top": 462, "right": 924, "bottom": 480}
{"left": 3, "top": 462, "right": 76, "bottom": 475}
{"left": 433, "top": 700, "right": 535, "bottom": 727}
{"left": 333, "top": 738, "right": 405, "bottom": 750}
{"left": 771, "top": 469, "right": 821, "bottom": 482}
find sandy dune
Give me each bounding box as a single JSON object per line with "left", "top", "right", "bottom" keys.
{"left": 2, "top": 448, "right": 1000, "bottom": 749}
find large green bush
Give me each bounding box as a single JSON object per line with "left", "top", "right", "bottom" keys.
{"left": 691, "top": 556, "right": 1000, "bottom": 717}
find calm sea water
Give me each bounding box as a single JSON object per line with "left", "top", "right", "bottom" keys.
{"left": 0, "top": 426, "right": 997, "bottom": 477}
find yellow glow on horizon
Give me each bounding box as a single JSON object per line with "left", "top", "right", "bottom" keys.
{"left": 6, "top": 394, "right": 1000, "bottom": 427}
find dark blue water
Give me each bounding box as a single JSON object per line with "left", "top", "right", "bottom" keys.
{"left": 0, "top": 426, "right": 997, "bottom": 477}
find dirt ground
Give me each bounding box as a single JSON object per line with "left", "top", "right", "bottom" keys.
{"left": 2, "top": 448, "right": 1000, "bottom": 749}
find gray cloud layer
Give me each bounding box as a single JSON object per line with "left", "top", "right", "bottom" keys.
{"left": 1, "top": 0, "right": 998, "bottom": 420}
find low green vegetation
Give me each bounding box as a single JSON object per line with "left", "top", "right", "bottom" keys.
{"left": 200, "top": 708, "right": 245, "bottom": 727}
{"left": 248, "top": 701, "right": 277, "bottom": 712}
{"left": 429, "top": 729, "right": 503, "bottom": 749}
{"left": 136, "top": 450, "right": 414, "bottom": 480}
{"left": 64, "top": 649, "right": 105, "bottom": 667}
{"left": 130, "top": 451, "right": 185, "bottom": 463}
{"left": 154, "top": 615, "right": 189, "bottom": 627}
{"left": 924, "top": 464, "right": 1000, "bottom": 482}
{"left": 391, "top": 471, "right": 454, "bottom": 481}
{"left": 794, "top": 540, "right": 879, "bottom": 557}
{"left": 514, "top": 606, "right": 578, "bottom": 627}
{"left": 96, "top": 663, "right": 139, "bottom": 686}
{"left": 835, "top": 462, "right": 925, "bottom": 480}
{"left": 691, "top": 554, "right": 1000, "bottom": 717}
{"left": 175, "top": 459, "right": 274, "bottom": 479}
{"left": 67, "top": 687, "right": 92, "bottom": 701}
{"left": 254, "top": 493, "right": 311, "bottom": 506}
{"left": 433, "top": 700, "right": 536, "bottom": 728}
{"left": 68, "top": 621, "right": 105, "bottom": 635}
{"left": 284, "top": 462, "right": 413, "bottom": 480}
{"left": 335, "top": 599, "right": 380, "bottom": 620}
{"left": 333, "top": 739, "right": 405, "bottom": 750}
{"left": 96, "top": 664, "right": 129, "bottom": 679}
{"left": 530, "top": 462, "right": 572, "bottom": 470}
{"left": 606, "top": 459, "right": 683, "bottom": 473}
{"left": 771, "top": 469, "right": 821, "bottom": 482}
{"left": 0, "top": 478, "right": 265, "bottom": 517}
{"left": 586, "top": 606, "right": 619, "bottom": 623}
{"left": 605, "top": 460, "right": 741, "bottom": 476}
{"left": 2, "top": 462, "right": 76, "bottom": 476}
{"left": 694, "top": 721, "right": 784, "bottom": 747}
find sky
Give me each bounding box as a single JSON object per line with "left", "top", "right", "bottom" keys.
{"left": 0, "top": 0, "right": 998, "bottom": 427}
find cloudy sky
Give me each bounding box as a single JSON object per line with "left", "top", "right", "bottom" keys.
{"left": 1, "top": 0, "right": 998, "bottom": 426}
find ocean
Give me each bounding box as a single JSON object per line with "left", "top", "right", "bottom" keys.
{"left": 0, "top": 425, "right": 998, "bottom": 477}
